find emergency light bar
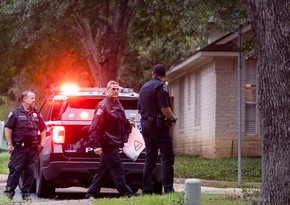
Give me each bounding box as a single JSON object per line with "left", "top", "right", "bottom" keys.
{"left": 77, "top": 87, "right": 134, "bottom": 93}
{"left": 55, "top": 84, "right": 136, "bottom": 96}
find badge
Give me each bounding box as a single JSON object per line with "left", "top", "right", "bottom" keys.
{"left": 162, "top": 84, "right": 168, "bottom": 92}
{"left": 33, "top": 113, "right": 37, "bottom": 118}
{"left": 96, "top": 109, "right": 103, "bottom": 115}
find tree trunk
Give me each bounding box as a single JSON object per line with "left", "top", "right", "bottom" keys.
{"left": 241, "top": 1, "right": 290, "bottom": 204}
{"left": 72, "top": 0, "right": 138, "bottom": 87}
{"left": 97, "top": 0, "right": 136, "bottom": 86}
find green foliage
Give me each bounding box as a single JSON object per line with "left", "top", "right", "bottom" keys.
{"left": 0, "top": 0, "right": 95, "bottom": 96}
{"left": 0, "top": 0, "right": 251, "bottom": 96}
{"left": 119, "top": 5, "right": 195, "bottom": 90}
{"left": 0, "top": 96, "right": 17, "bottom": 121}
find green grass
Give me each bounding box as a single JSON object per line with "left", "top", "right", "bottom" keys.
{"left": 0, "top": 193, "right": 255, "bottom": 205}
{"left": 89, "top": 192, "right": 254, "bottom": 205}
{"left": 0, "top": 152, "right": 9, "bottom": 174}
{"left": 92, "top": 193, "right": 183, "bottom": 205}
{"left": 175, "top": 156, "right": 261, "bottom": 186}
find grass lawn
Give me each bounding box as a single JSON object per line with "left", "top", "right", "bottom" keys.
{"left": 90, "top": 192, "right": 254, "bottom": 205}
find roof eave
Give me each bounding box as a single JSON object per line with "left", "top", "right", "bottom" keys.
{"left": 166, "top": 51, "right": 238, "bottom": 81}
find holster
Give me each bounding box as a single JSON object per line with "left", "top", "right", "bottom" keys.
{"left": 147, "top": 117, "right": 154, "bottom": 126}
{"left": 156, "top": 115, "right": 164, "bottom": 128}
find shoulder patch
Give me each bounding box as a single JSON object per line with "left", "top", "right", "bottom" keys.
{"left": 7, "top": 112, "right": 13, "bottom": 118}
{"left": 162, "top": 84, "right": 168, "bottom": 92}
{"left": 96, "top": 108, "right": 103, "bottom": 115}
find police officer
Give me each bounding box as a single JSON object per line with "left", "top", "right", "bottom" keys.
{"left": 84, "top": 80, "right": 133, "bottom": 199}
{"left": 3, "top": 90, "right": 46, "bottom": 200}
{"left": 138, "top": 64, "right": 177, "bottom": 194}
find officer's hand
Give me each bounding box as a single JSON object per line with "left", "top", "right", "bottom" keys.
{"left": 94, "top": 147, "right": 103, "bottom": 156}
{"left": 38, "top": 145, "right": 44, "bottom": 154}
{"left": 7, "top": 144, "right": 14, "bottom": 154}
{"left": 171, "top": 118, "right": 177, "bottom": 125}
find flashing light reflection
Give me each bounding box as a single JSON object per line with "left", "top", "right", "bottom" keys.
{"left": 60, "top": 84, "right": 79, "bottom": 94}
{"left": 80, "top": 111, "right": 89, "bottom": 120}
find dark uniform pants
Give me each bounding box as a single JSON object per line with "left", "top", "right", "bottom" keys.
{"left": 6, "top": 146, "right": 38, "bottom": 193}
{"left": 86, "top": 146, "right": 132, "bottom": 197}
{"left": 141, "top": 119, "right": 175, "bottom": 194}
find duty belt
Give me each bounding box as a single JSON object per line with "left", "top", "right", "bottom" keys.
{"left": 12, "top": 140, "right": 39, "bottom": 148}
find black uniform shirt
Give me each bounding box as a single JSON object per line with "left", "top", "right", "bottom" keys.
{"left": 89, "top": 96, "right": 131, "bottom": 148}
{"left": 5, "top": 106, "right": 47, "bottom": 142}
{"left": 138, "top": 77, "right": 170, "bottom": 119}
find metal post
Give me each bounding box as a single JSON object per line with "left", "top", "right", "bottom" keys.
{"left": 184, "top": 178, "right": 201, "bottom": 205}
{"left": 237, "top": 25, "right": 243, "bottom": 185}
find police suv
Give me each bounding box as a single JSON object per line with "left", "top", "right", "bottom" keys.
{"left": 34, "top": 85, "right": 162, "bottom": 198}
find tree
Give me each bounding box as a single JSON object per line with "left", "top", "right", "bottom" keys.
{"left": 241, "top": 1, "right": 290, "bottom": 204}
{"left": 0, "top": 0, "right": 196, "bottom": 94}
{"left": 1, "top": 0, "right": 143, "bottom": 87}
{"left": 119, "top": 4, "right": 195, "bottom": 90}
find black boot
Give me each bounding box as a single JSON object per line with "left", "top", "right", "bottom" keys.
{"left": 3, "top": 190, "right": 15, "bottom": 199}
{"left": 22, "top": 192, "right": 31, "bottom": 200}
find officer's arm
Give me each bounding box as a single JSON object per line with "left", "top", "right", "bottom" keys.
{"left": 38, "top": 114, "right": 47, "bottom": 147}
{"left": 4, "top": 127, "right": 14, "bottom": 153}
{"left": 89, "top": 106, "right": 106, "bottom": 148}
{"left": 4, "top": 127, "right": 13, "bottom": 146}
{"left": 161, "top": 107, "right": 177, "bottom": 122}
{"left": 40, "top": 130, "right": 46, "bottom": 147}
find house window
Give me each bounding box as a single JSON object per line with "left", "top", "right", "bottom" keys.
{"left": 245, "top": 60, "right": 257, "bottom": 135}
{"left": 188, "top": 74, "right": 192, "bottom": 107}
{"left": 179, "top": 76, "right": 185, "bottom": 130}
{"left": 194, "top": 71, "right": 201, "bottom": 127}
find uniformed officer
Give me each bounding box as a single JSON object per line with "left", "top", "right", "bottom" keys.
{"left": 138, "top": 64, "right": 177, "bottom": 194}
{"left": 3, "top": 90, "right": 46, "bottom": 200}
{"left": 84, "top": 80, "right": 133, "bottom": 199}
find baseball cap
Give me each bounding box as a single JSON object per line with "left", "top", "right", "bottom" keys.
{"left": 153, "top": 64, "right": 166, "bottom": 77}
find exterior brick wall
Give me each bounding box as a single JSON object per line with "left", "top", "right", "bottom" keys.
{"left": 169, "top": 56, "right": 261, "bottom": 158}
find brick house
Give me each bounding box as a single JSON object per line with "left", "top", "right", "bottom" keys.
{"left": 167, "top": 25, "right": 261, "bottom": 158}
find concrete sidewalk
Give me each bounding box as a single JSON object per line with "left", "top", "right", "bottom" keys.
{"left": 174, "top": 178, "right": 242, "bottom": 195}
{"left": 0, "top": 174, "right": 243, "bottom": 195}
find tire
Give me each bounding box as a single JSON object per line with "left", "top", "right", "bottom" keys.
{"left": 35, "top": 162, "right": 55, "bottom": 198}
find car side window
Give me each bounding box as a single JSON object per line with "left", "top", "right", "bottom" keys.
{"left": 51, "top": 100, "right": 65, "bottom": 121}
{"left": 40, "top": 99, "right": 53, "bottom": 121}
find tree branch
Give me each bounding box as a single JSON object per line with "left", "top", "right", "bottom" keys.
{"left": 95, "top": 17, "right": 110, "bottom": 32}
